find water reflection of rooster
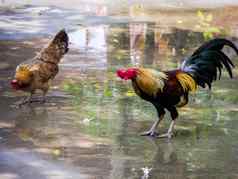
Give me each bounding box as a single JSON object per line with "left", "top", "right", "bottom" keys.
{"left": 130, "top": 23, "right": 147, "bottom": 65}
{"left": 117, "top": 38, "right": 238, "bottom": 138}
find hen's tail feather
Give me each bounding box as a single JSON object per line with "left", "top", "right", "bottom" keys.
{"left": 51, "top": 29, "right": 69, "bottom": 54}
{"left": 38, "top": 29, "right": 69, "bottom": 64}
{"left": 181, "top": 38, "right": 237, "bottom": 88}
{"left": 50, "top": 29, "right": 69, "bottom": 55}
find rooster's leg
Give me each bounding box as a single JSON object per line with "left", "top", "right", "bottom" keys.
{"left": 141, "top": 105, "right": 166, "bottom": 137}
{"left": 157, "top": 106, "right": 178, "bottom": 139}
{"left": 140, "top": 114, "right": 164, "bottom": 137}
{"left": 157, "top": 120, "right": 175, "bottom": 139}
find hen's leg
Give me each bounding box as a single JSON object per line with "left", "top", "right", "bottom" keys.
{"left": 39, "top": 83, "right": 49, "bottom": 103}
{"left": 141, "top": 105, "right": 165, "bottom": 137}
{"left": 26, "top": 85, "right": 48, "bottom": 104}
{"left": 157, "top": 106, "right": 178, "bottom": 139}
{"left": 17, "top": 91, "right": 34, "bottom": 106}
{"left": 41, "top": 89, "right": 47, "bottom": 103}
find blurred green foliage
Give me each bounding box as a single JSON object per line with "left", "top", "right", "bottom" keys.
{"left": 196, "top": 10, "right": 230, "bottom": 40}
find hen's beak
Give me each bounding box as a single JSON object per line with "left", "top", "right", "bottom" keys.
{"left": 11, "top": 79, "right": 17, "bottom": 84}
{"left": 11, "top": 79, "right": 19, "bottom": 89}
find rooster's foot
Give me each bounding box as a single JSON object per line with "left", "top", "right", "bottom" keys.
{"left": 140, "top": 131, "right": 159, "bottom": 137}
{"left": 156, "top": 132, "right": 174, "bottom": 139}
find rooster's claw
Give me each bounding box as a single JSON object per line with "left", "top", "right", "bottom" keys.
{"left": 156, "top": 132, "right": 175, "bottom": 139}
{"left": 140, "top": 131, "right": 159, "bottom": 137}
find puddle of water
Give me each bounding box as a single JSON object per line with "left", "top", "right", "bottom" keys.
{"left": 0, "top": 148, "right": 90, "bottom": 179}
{"left": 0, "top": 3, "right": 238, "bottom": 179}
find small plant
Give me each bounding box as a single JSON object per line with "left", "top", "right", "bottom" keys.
{"left": 195, "top": 10, "right": 221, "bottom": 40}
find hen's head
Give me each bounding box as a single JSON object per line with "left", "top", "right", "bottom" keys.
{"left": 11, "top": 66, "right": 33, "bottom": 90}
{"left": 117, "top": 68, "right": 138, "bottom": 80}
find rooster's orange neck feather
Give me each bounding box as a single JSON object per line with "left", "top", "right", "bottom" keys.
{"left": 134, "top": 68, "right": 167, "bottom": 96}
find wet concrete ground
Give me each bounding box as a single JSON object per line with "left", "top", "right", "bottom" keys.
{"left": 0, "top": 2, "right": 238, "bottom": 179}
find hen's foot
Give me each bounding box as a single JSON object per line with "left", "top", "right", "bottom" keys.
{"left": 15, "top": 97, "right": 46, "bottom": 108}
{"left": 15, "top": 98, "right": 31, "bottom": 107}
{"left": 30, "top": 98, "right": 46, "bottom": 103}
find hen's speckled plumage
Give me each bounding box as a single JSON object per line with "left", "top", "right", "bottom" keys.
{"left": 12, "top": 29, "right": 69, "bottom": 104}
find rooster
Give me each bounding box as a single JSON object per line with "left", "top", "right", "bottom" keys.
{"left": 117, "top": 38, "right": 238, "bottom": 138}
{"left": 11, "top": 29, "right": 69, "bottom": 105}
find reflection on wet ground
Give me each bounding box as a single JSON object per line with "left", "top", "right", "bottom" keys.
{"left": 0, "top": 3, "right": 238, "bottom": 179}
